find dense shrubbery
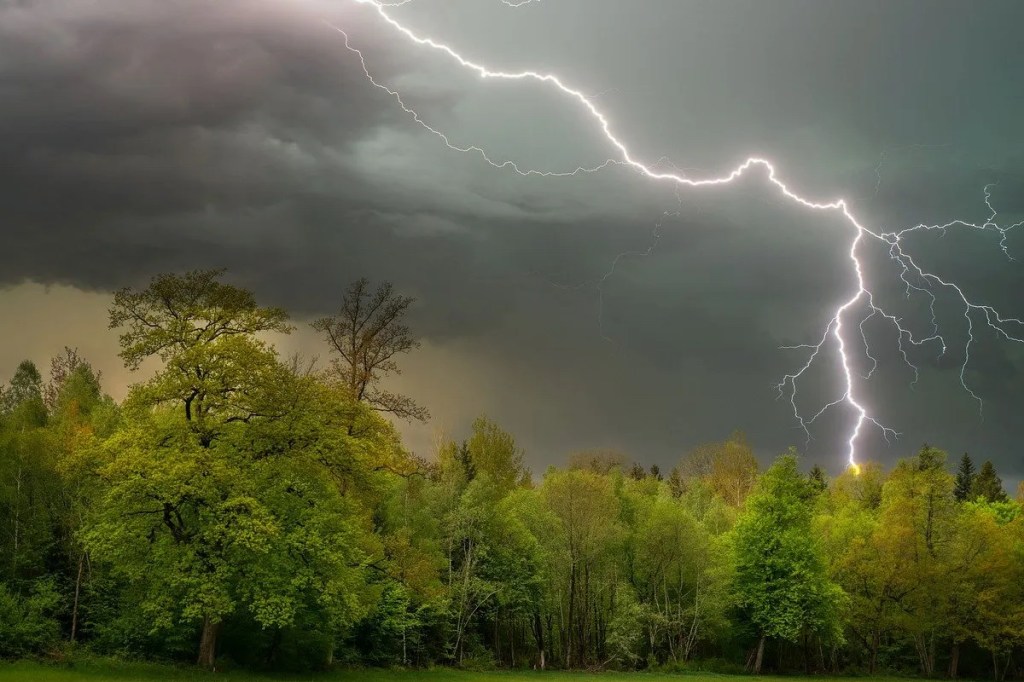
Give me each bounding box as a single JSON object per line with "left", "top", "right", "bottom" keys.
{"left": 2, "top": 270, "right": 1022, "bottom": 677}
{"left": 0, "top": 580, "right": 61, "bottom": 658}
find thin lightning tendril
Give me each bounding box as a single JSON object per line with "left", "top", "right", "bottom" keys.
{"left": 596, "top": 182, "right": 684, "bottom": 343}
{"left": 336, "top": 0, "right": 1024, "bottom": 472}
{"left": 872, "top": 142, "right": 951, "bottom": 197}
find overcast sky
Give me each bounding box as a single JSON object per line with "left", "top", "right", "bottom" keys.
{"left": 2, "top": 0, "right": 1023, "bottom": 480}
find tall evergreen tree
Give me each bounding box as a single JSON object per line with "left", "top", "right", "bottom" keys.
{"left": 455, "top": 440, "right": 476, "bottom": 482}
{"left": 971, "top": 460, "right": 1008, "bottom": 503}
{"left": 808, "top": 464, "right": 828, "bottom": 493}
{"left": 953, "top": 453, "right": 976, "bottom": 502}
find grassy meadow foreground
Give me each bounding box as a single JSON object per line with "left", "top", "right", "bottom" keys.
{"left": 0, "top": 662, "right": 909, "bottom": 682}
{"left": 3, "top": 272, "right": 1023, "bottom": 678}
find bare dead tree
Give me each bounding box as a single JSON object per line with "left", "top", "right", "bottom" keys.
{"left": 312, "top": 278, "right": 429, "bottom": 422}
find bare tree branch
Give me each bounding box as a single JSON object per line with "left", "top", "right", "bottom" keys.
{"left": 313, "top": 278, "right": 429, "bottom": 422}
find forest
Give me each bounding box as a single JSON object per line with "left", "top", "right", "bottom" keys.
{"left": 1, "top": 270, "right": 1022, "bottom": 677}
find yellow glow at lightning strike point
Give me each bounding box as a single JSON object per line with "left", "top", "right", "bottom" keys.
{"left": 849, "top": 463, "right": 861, "bottom": 477}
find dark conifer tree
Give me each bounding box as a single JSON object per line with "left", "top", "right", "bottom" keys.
{"left": 953, "top": 453, "right": 975, "bottom": 502}
{"left": 972, "top": 460, "right": 1008, "bottom": 503}
{"left": 808, "top": 464, "right": 828, "bottom": 493}
{"left": 629, "top": 462, "right": 646, "bottom": 481}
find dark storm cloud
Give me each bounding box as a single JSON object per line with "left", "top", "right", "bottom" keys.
{"left": 0, "top": 0, "right": 460, "bottom": 285}
{"left": 2, "top": 0, "right": 1024, "bottom": 481}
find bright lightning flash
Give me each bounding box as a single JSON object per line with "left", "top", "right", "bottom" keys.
{"left": 335, "top": 0, "right": 1024, "bottom": 472}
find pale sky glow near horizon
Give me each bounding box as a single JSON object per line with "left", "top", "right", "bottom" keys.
{"left": 2, "top": 0, "right": 1023, "bottom": 483}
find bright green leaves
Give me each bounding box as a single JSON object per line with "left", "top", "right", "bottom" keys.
{"left": 110, "top": 269, "right": 291, "bottom": 371}
{"left": 92, "top": 270, "right": 397, "bottom": 665}
{"left": 733, "top": 453, "right": 846, "bottom": 649}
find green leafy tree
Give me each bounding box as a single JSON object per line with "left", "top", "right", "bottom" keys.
{"left": 0, "top": 579, "right": 60, "bottom": 657}
{"left": 943, "top": 501, "right": 1020, "bottom": 678}
{"left": 95, "top": 271, "right": 380, "bottom": 668}
{"left": 679, "top": 431, "right": 759, "bottom": 507}
{"left": 0, "top": 361, "right": 55, "bottom": 583}
{"left": 667, "top": 467, "right": 684, "bottom": 498}
{"left": 109, "top": 269, "right": 292, "bottom": 441}
{"left": 540, "top": 468, "right": 622, "bottom": 667}
{"left": 479, "top": 490, "right": 547, "bottom": 667}
{"left": 464, "top": 416, "right": 527, "bottom": 493}
{"left": 47, "top": 359, "right": 119, "bottom": 643}
{"left": 874, "top": 445, "right": 955, "bottom": 675}
{"left": 733, "top": 450, "right": 845, "bottom": 673}
{"left": 368, "top": 472, "right": 446, "bottom": 666}
{"left": 44, "top": 347, "right": 100, "bottom": 413}
{"left": 630, "top": 492, "right": 733, "bottom": 663}
{"left": 87, "top": 402, "right": 375, "bottom": 667}
{"left": 2, "top": 361, "right": 44, "bottom": 416}
{"left": 819, "top": 465, "right": 892, "bottom": 673}
{"left": 500, "top": 487, "right": 557, "bottom": 669}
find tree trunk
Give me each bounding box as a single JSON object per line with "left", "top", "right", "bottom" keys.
{"left": 545, "top": 614, "right": 553, "bottom": 668}
{"left": 531, "top": 611, "right": 546, "bottom": 669}
{"left": 11, "top": 466, "right": 22, "bottom": 578}
{"left": 916, "top": 634, "right": 935, "bottom": 676}
{"left": 197, "top": 616, "right": 220, "bottom": 669}
{"left": 265, "top": 627, "right": 283, "bottom": 666}
{"left": 949, "top": 641, "right": 960, "bottom": 679}
{"left": 754, "top": 634, "right": 766, "bottom": 675}
{"left": 494, "top": 610, "right": 500, "bottom": 664}
{"left": 566, "top": 564, "right": 576, "bottom": 668}
{"left": 70, "top": 553, "right": 85, "bottom": 643}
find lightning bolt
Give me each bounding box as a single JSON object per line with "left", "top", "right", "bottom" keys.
{"left": 335, "top": 0, "right": 1024, "bottom": 472}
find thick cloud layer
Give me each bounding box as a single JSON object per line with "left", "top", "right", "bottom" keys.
{"left": 2, "top": 0, "right": 1023, "bottom": 481}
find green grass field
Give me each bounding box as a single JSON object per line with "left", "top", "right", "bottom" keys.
{"left": 0, "top": 659, "right": 896, "bottom": 682}
{"left": 0, "top": 661, "right": 914, "bottom": 682}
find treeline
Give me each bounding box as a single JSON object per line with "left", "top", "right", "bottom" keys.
{"left": 1, "top": 270, "right": 1023, "bottom": 677}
